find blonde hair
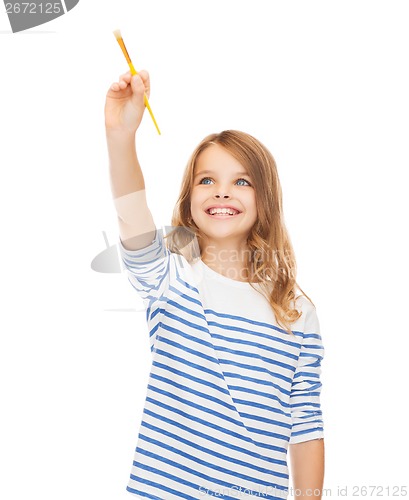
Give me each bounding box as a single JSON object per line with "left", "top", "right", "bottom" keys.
{"left": 164, "top": 130, "right": 313, "bottom": 335}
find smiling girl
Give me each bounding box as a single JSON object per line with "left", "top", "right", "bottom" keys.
{"left": 105, "top": 70, "right": 325, "bottom": 500}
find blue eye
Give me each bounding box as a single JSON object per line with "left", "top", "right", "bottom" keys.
{"left": 236, "top": 178, "right": 251, "bottom": 186}
{"left": 198, "top": 177, "right": 251, "bottom": 186}
{"left": 199, "top": 177, "right": 213, "bottom": 185}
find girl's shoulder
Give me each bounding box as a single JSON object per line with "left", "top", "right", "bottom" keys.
{"left": 294, "top": 293, "right": 316, "bottom": 313}
{"left": 292, "top": 293, "right": 319, "bottom": 334}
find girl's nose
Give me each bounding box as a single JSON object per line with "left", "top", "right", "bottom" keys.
{"left": 214, "top": 193, "right": 230, "bottom": 199}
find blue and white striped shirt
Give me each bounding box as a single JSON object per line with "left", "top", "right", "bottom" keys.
{"left": 118, "top": 228, "right": 324, "bottom": 500}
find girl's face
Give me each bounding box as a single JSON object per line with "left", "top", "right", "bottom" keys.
{"left": 190, "top": 144, "right": 258, "bottom": 248}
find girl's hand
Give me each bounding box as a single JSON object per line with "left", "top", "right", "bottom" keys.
{"left": 104, "top": 70, "right": 150, "bottom": 135}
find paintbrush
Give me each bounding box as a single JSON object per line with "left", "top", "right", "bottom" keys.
{"left": 113, "top": 29, "right": 161, "bottom": 135}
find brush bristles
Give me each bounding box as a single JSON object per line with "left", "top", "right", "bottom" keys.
{"left": 113, "top": 29, "right": 122, "bottom": 40}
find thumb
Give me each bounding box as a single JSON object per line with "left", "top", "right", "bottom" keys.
{"left": 130, "top": 74, "right": 145, "bottom": 106}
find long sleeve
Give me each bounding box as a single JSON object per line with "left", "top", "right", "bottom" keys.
{"left": 289, "top": 303, "right": 325, "bottom": 444}
{"left": 118, "top": 227, "right": 171, "bottom": 307}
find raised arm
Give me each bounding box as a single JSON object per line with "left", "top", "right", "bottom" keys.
{"left": 105, "top": 70, "right": 156, "bottom": 251}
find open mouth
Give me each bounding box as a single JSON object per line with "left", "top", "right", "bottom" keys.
{"left": 205, "top": 208, "right": 242, "bottom": 217}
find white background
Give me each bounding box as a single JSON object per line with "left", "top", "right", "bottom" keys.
{"left": 1, "top": 1, "right": 408, "bottom": 499}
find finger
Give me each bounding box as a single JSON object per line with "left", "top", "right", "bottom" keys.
{"left": 119, "top": 71, "right": 133, "bottom": 86}
{"left": 138, "top": 70, "right": 150, "bottom": 97}
{"left": 118, "top": 79, "right": 128, "bottom": 89}
{"left": 139, "top": 70, "right": 150, "bottom": 87}
{"left": 109, "top": 73, "right": 131, "bottom": 91}
{"left": 119, "top": 71, "right": 132, "bottom": 82}
{"left": 130, "top": 74, "right": 145, "bottom": 99}
{"left": 138, "top": 70, "right": 150, "bottom": 85}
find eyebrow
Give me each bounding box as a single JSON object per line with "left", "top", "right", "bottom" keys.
{"left": 194, "top": 169, "right": 250, "bottom": 178}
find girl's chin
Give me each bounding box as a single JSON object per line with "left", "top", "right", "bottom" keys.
{"left": 194, "top": 226, "right": 249, "bottom": 240}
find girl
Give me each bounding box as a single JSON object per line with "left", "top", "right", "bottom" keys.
{"left": 105, "top": 71, "right": 325, "bottom": 500}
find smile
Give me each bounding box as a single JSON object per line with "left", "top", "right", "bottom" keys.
{"left": 205, "top": 211, "right": 242, "bottom": 218}
{"left": 205, "top": 207, "right": 241, "bottom": 215}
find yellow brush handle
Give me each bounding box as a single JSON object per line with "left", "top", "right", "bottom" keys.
{"left": 128, "top": 63, "right": 161, "bottom": 135}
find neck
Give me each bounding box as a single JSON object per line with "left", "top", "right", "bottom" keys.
{"left": 200, "top": 237, "right": 253, "bottom": 282}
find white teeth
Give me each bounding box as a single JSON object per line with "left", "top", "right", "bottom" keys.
{"left": 207, "top": 208, "right": 239, "bottom": 215}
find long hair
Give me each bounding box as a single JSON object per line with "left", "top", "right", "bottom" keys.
{"left": 164, "top": 130, "right": 313, "bottom": 335}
